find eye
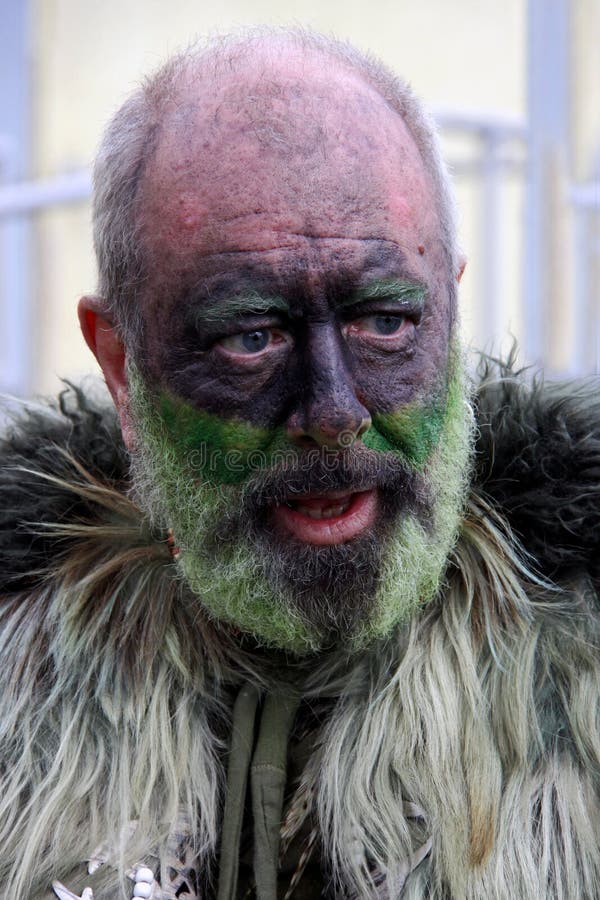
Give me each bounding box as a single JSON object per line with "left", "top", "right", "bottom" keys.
{"left": 343, "top": 312, "right": 411, "bottom": 343}
{"left": 218, "top": 327, "right": 288, "bottom": 356}
{"left": 363, "top": 314, "right": 406, "bottom": 335}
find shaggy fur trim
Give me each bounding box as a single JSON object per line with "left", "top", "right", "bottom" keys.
{"left": 0, "top": 381, "right": 128, "bottom": 592}
{"left": 2, "top": 359, "right": 599, "bottom": 594}
{"left": 0, "top": 362, "right": 599, "bottom": 898}
{"left": 474, "top": 355, "right": 600, "bottom": 586}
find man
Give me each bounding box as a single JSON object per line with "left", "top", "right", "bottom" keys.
{"left": 0, "top": 28, "right": 599, "bottom": 900}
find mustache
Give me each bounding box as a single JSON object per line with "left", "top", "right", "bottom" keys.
{"left": 237, "top": 444, "right": 430, "bottom": 515}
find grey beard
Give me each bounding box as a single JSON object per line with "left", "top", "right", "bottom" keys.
{"left": 205, "top": 448, "right": 431, "bottom": 643}
{"left": 130, "top": 437, "right": 431, "bottom": 642}
{"left": 243, "top": 526, "right": 387, "bottom": 641}
{"left": 125, "top": 345, "right": 473, "bottom": 652}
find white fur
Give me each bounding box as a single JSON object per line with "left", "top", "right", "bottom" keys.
{"left": 0, "top": 466, "right": 598, "bottom": 898}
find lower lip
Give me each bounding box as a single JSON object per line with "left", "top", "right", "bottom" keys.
{"left": 271, "top": 489, "right": 378, "bottom": 545}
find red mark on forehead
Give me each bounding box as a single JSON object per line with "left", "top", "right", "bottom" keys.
{"left": 418, "top": 245, "right": 425, "bottom": 255}
{"left": 175, "top": 194, "right": 205, "bottom": 230}
{"left": 182, "top": 212, "right": 202, "bottom": 229}
{"left": 386, "top": 193, "right": 412, "bottom": 227}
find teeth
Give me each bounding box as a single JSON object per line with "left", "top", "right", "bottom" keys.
{"left": 326, "top": 503, "right": 348, "bottom": 517}
{"left": 295, "top": 499, "right": 352, "bottom": 519}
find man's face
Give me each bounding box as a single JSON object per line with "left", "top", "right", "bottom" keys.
{"left": 125, "top": 58, "right": 472, "bottom": 652}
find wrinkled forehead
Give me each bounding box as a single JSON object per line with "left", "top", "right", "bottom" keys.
{"left": 135, "top": 54, "right": 441, "bottom": 263}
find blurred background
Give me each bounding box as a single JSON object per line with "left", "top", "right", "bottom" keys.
{"left": 1, "top": 0, "right": 599, "bottom": 398}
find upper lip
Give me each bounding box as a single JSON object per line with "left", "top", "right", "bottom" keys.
{"left": 281, "top": 487, "right": 373, "bottom": 503}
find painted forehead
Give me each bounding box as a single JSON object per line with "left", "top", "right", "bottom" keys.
{"left": 136, "top": 62, "right": 438, "bottom": 260}
{"left": 179, "top": 241, "right": 425, "bottom": 315}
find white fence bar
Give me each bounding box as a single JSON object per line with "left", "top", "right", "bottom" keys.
{"left": 570, "top": 167, "right": 600, "bottom": 373}
{"left": 524, "top": 0, "right": 570, "bottom": 367}
{"left": 570, "top": 183, "right": 600, "bottom": 210}
{"left": 0, "top": 169, "right": 92, "bottom": 218}
{"left": 0, "top": 0, "right": 31, "bottom": 397}
{"left": 433, "top": 108, "right": 527, "bottom": 140}
{"left": 480, "top": 130, "right": 505, "bottom": 347}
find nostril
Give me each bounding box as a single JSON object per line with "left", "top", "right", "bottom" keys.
{"left": 357, "top": 415, "right": 371, "bottom": 438}
{"left": 336, "top": 415, "right": 371, "bottom": 448}
{"left": 294, "top": 433, "right": 320, "bottom": 451}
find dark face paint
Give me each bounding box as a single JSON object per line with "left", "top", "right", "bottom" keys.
{"left": 127, "top": 352, "right": 471, "bottom": 651}
{"left": 122, "top": 57, "right": 469, "bottom": 650}
{"left": 132, "top": 57, "right": 455, "bottom": 445}
{"left": 155, "top": 384, "right": 448, "bottom": 486}
{"left": 139, "top": 240, "right": 454, "bottom": 442}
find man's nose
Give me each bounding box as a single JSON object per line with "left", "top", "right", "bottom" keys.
{"left": 285, "top": 327, "right": 372, "bottom": 450}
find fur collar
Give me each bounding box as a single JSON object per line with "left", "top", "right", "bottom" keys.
{"left": 0, "top": 359, "right": 599, "bottom": 899}
{"left": 2, "top": 358, "right": 599, "bottom": 594}
{"left": 473, "top": 356, "right": 600, "bottom": 586}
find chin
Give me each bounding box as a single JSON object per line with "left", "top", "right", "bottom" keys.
{"left": 171, "top": 483, "right": 461, "bottom": 655}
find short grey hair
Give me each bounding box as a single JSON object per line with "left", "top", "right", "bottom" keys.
{"left": 92, "top": 27, "right": 458, "bottom": 347}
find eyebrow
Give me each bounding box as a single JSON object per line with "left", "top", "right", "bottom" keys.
{"left": 338, "top": 278, "right": 427, "bottom": 310}
{"left": 187, "top": 290, "right": 290, "bottom": 325}
{"left": 185, "top": 276, "right": 426, "bottom": 328}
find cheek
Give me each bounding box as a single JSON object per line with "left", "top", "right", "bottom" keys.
{"left": 351, "top": 340, "right": 449, "bottom": 416}
{"left": 361, "top": 343, "right": 464, "bottom": 469}
{"left": 157, "top": 391, "right": 289, "bottom": 485}
{"left": 346, "top": 289, "right": 453, "bottom": 416}
{"left": 364, "top": 401, "right": 447, "bottom": 469}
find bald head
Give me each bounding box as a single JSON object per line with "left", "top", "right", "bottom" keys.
{"left": 138, "top": 50, "right": 441, "bottom": 280}
{"left": 91, "top": 29, "right": 458, "bottom": 346}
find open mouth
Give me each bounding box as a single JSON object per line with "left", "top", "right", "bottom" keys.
{"left": 271, "top": 488, "right": 378, "bottom": 545}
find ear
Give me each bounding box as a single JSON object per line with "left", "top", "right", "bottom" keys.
{"left": 456, "top": 254, "right": 467, "bottom": 283}
{"left": 78, "top": 296, "right": 136, "bottom": 450}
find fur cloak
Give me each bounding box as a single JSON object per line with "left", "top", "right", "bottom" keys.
{"left": 0, "top": 360, "right": 599, "bottom": 899}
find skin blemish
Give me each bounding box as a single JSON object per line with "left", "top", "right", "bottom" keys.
{"left": 387, "top": 193, "right": 412, "bottom": 226}
{"left": 418, "top": 245, "right": 425, "bottom": 255}
{"left": 182, "top": 213, "right": 202, "bottom": 229}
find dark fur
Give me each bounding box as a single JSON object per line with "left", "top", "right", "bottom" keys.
{"left": 0, "top": 382, "right": 128, "bottom": 592}
{"left": 1, "top": 358, "right": 599, "bottom": 595}
{"left": 474, "top": 355, "right": 600, "bottom": 588}
{"left": 1, "top": 359, "right": 599, "bottom": 899}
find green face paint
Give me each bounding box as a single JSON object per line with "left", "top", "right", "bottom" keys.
{"left": 365, "top": 403, "right": 445, "bottom": 469}
{"left": 155, "top": 366, "right": 456, "bottom": 485}
{"left": 158, "top": 393, "right": 287, "bottom": 484}
{"left": 128, "top": 343, "right": 473, "bottom": 653}
{"left": 351, "top": 358, "right": 471, "bottom": 646}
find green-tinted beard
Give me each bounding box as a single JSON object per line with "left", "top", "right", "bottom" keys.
{"left": 127, "top": 346, "right": 474, "bottom": 653}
